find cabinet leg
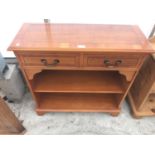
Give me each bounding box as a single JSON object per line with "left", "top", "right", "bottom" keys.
{"left": 110, "top": 112, "right": 119, "bottom": 117}
{"left": 36, "top": 111, "right": 45, "bottom": 116}
{"left": 132, "top": 112, "right": 142, "bottom": 119}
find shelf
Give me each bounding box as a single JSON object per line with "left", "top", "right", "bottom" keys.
{"left": 128, "top": 92, "right": 155, "bottom": 117}
{"left": 36, "top": 93, "right": 119, "bottom": 112}
{"left": 144, "top": 94, "right": 155, "bottom": 110}
{"left": 33, "top": 70, "right": 124, "bottom": 93}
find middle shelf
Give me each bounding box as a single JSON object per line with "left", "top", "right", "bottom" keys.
{"left": 32, "top": 70, "right": 126, "bottom": 93}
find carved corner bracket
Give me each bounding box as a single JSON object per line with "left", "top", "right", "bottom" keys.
{"left": 118, "top": 71, "right": 135, "bottom": 82}
{"left": 25, "top": 68, "right": 43, "bottom": 80}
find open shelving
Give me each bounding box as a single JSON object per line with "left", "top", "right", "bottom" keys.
{"left": 31, "top": 70, "right": 126, "bottom": 114}
{"left": 8, "top": 23, "right": 151, "bottom": 116}
{"left": 36, "top": 93, "right": 120, "bottom": 113}
{"left": 32, "top": 70, "right": 125, "bottom": 94}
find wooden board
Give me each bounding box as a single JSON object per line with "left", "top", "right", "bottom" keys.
{"left": 151, "top": 83, "right": 155, "bottom": 93}
{"left": 7, "top": 23, "right": 153, "bottom": 53}
{"left": 128, "top": 54, "right": 155, "bottom": 117}
{"left": 128, "top": 92, "right": 155, "bottom": 117}
{"left": 33, "top": 70, "right": 124, "bottom": 93}
{"left": 143, "top": 94, "right": 155, "bottom": 111}
{"left": 0, "top": 97, "right": 25, "bottom": 134}
{"left": 129, "top": 56, "right": 155, "bottom": 110}
{"left": 36, "top": 93, "right": 119, "bottom": 113}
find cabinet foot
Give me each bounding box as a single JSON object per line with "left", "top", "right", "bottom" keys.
{"left": 110, "top": 112, "right": 119, "bottom": 117}
{"left": 36, "top": 111, "right": 45, "bottom": 116}
{"left": 132, "top": 112, "right": 142, "bottom": 119}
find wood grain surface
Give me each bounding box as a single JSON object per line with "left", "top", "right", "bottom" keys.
{"left": 8, "top": 23, "right": 153, "bottom": 53}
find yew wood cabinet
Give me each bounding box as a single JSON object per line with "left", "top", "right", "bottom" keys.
{"left": 7, "top": 23, "right": 153, "bottom": 116}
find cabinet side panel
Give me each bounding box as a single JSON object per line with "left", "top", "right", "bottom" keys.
{"left": 14, "top": 53, "right": 39, "bottom": 107}
{"left": 130, "top": 56, "right": 155, "bottom": 110}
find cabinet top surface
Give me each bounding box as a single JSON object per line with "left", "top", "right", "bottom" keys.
{"left": 8, "top": 23, "right": 154, "bottom": 53}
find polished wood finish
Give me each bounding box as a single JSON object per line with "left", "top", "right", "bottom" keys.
{"left": 36, "top": 93, "right": 119, "bottom": 113}
{"left": 8, "top": 23, "right": 153, "bottom": 116}
{"left": 33, "top": 70, "right": 124, "bottom": 93}
{"left": 128, "top": 43, "right": 155, "bottom": 117}
{"left": 83, "top": 53, "right": 142, "bottom": 68}
{"left": 0, "top": 97, "right": 25, "bottom": 134}
{"left": 8, "top": 23, "right": 153, "bottom": 53}
{"left": 21, "top": 53, "right": 80, "bottom": 67}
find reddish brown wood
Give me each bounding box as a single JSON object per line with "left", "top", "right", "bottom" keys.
{"left": 83, "top": 53, "right": 143, "bottom": 68}
{"left": 32, "top": 70, "right": 124, "bottom": 93}
{"left": 152, "top": 83, "right": 155, "bottom": 93}
{"left": 36, "top": 93, "right": 119, "bottom": 112}
{"left": 0, "top": 97, "right": 25, "bottom": 134}
{"left": 8, "top": 23, "right": 153, "bottom": 53}
{"left": 7, "top": 23, "right": 153, "bottom": 116}
{"left": 21, "top": 53, "right": 80, "bottom": 67}
{"left": 128, "top": 54, "right": 155, "bottom": 118}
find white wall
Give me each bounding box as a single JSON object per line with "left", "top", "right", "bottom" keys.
{"left": 0, "top": 0, "right": 154, "bottom": 57}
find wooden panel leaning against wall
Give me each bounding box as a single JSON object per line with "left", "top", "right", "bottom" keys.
{"left": 0, "top": 96, "right": 25, "bottom": 134}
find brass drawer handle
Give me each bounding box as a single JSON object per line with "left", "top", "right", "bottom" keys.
{"left": 115, "top": 60, "right": 122, "bottom": 66}
{"left": 104, "top": 59, "right": 114, "bottom": 67}
{"left": 41, "top": 59, "right": 60, "bottom": 66}
{"left": 104, "top": 59, "right": 113, "bottom": 66}
{"left": 104, "top": 59, "right": 122, "bottom": 67}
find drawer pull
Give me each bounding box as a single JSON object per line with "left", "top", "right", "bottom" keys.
{"left": 115, "top": 60, "right": 122, "bottom": 66}
{"left": 104, "top": 59, "right": 122, "bottom": 67}
{"left": 41, "top": 59, "right": 60, "bottom": 66}
{"left": 104, "top": 59, "right": 110, "bottom": 65}
{"left": 104, "top": 59, "right": 114, "bottom": 67}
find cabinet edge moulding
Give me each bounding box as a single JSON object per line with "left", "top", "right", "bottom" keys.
{"left": 25, "top": 68, "right": 43, "bottom": 80}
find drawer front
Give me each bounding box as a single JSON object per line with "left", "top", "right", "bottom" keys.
{"left": 21, "top": 53, "right": 80, "bottom": 67}
{"left": 84, "top": 53, "right": 142, "bottom": 68}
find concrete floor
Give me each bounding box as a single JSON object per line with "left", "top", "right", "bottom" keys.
{"left": 7, "top": 92, "right": 155, "bottom": 135}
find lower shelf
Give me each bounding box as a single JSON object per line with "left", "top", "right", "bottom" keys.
{"left": 128, "top": 92, "right": 155, "bottom": 117}
{"left": 36, "top": 93, "right": 120, "bottom": 113}
{"left": 141, "top": 93, "right": 155, "bottom": 113}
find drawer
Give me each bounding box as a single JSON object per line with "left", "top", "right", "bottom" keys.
{"left": 21, "top": 53, "right": 80, "bottom": 67}
{"left": 84, "top": 53, "right": 142, "bottom": 68}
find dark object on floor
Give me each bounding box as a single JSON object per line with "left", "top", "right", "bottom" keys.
{"left": 0, "top": 52, "right": 8, "bottom": 79}
{"left": 149, "top": 24, "right": 155, "bottom": 39}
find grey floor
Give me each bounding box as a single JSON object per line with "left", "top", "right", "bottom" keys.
{"left": 8, "top": 92, "right": 155, "bottom": 135}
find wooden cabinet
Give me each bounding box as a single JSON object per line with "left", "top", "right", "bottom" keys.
{"left": 128, "top": 55, "right": 155, "bottom": 118}
{"left": 7, "top": 23, "right": 153, "bottom": 116}
{"left": 127, "top": 36, "right": 155, "bottom": 118}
